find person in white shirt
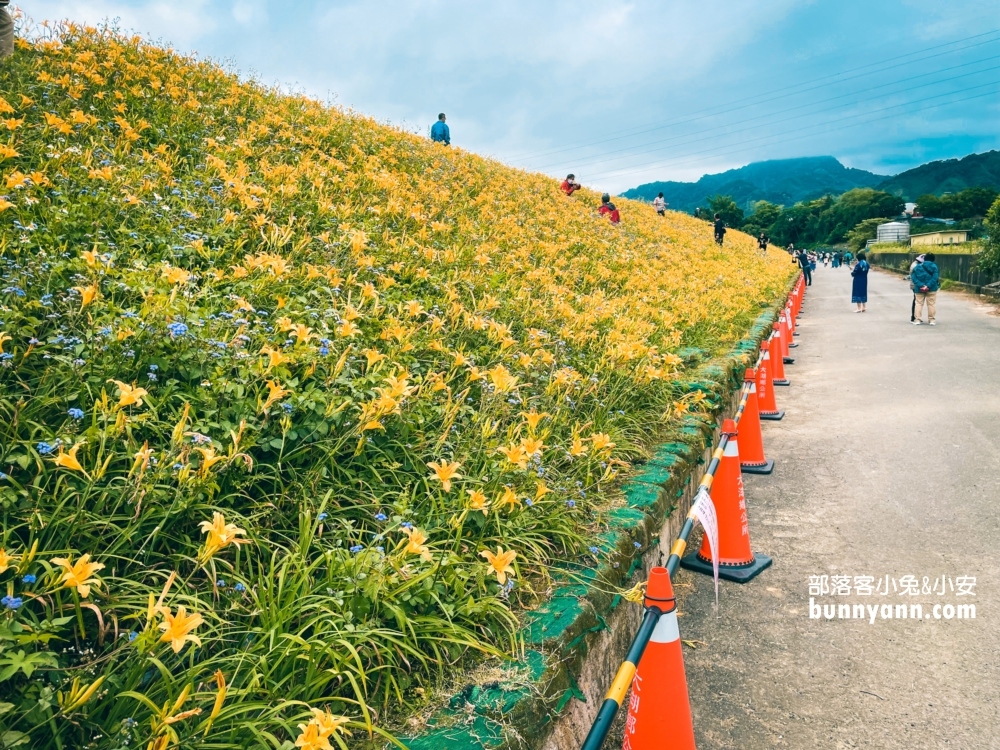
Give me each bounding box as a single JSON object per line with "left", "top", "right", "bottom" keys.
{"left": 652, "top": 192, "right": 667, "bottom": 216}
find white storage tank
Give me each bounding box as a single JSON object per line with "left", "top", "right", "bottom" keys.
{"left": 876, "top": 221, "right": 910, "bottom": 243}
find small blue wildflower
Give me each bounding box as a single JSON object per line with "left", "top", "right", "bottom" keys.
{"left": 37, "top": 441, "right": 54, "bottom": 455}
{"left": 1, "top": 595, "right": 22, "bottom": 610}
{"left": 589, "top": 546, "right": 599, "bottom": 555}
{"left": 319, "top": 346, "right": 330, "bottom": 356}
{"left": 280, "top": 402, "right": 293, "bottom": 414}
{"left": 318, "top": 512, "right": 328, "bottom": 521}
{"left": 148, "top": 364, "right": 158, "bottom": 371}
{"left": 374, "top": 512, "right": 387, "bottom": 522}
{"left": 400, "top": 521, "right": 413, "bottom": 529}
{"left": 217, "top": 579, "right": 227, "bottom": 588}
{"left": 525, "top": 499, "right": 533, "bottom": 507}
{"left": 147, "top": 372, "right": 157, "bottom": 381}
{"left": 167, "top": 322, "right": 189, "bottom": 337}
{"left": 566, "top": 500, "right": 576, "bottom": 508}
{"left": 350, "top": 545, "right": 364, "bottom": 553}
{"left": 127, "top": 631, "right": 139, "bottom": 642}
{"left": 22, "top": 574, "right": 36, "bottom": 584}
{"left": 67, "top": 408, "right": 85, "bottom": 420}
{"left": 234, "top": 582, "right": 246, "bottom": 592}
{"left": 633, "top": 541, "right": 642, "bottom": 549}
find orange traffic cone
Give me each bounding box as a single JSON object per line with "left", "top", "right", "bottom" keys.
{"left": 620, "top": 567, "right": 696, "bottom": 750}
{"left": 738, "top": 369, "right": 773, "bottom": 475}
{"left": 776, "top": 316, "right": 794, "bottom": 364}
{"left": 682, "top": 420, "right": 773, "bottom": 583}
{"left": 786, "top": 302, "right": 799, "bottom": 346}
{"left": 757, "top": 341, "right": 784, "bottom": 421}
{"left": 770, "top": 326, "right": 790, "bottom": 386}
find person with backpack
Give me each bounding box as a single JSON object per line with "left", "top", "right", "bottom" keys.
{"left": 653, "top": 192, "right": 667, "bottom": 216}
{"left": 598, "top": 194, "right": 620, "bottom": 225}
{"left": 560, "top": 174, "right": 582, "bottom": 196}
{"left": 910, "top": 252, "right": 940, "bottom": 325}
{"left": 713, "top": 213, "right": 726, "bottom": 245}
{"left": 430, "top": 113, "right": 450, "bottom": 146}
{"left": 0, "top": 0, "right": 13, "bottom": 60}
{"left": 851, "top": 251, "right": 870, "bottom": 312}
{"left": 907, "top": 254, "right": 925, "bottom": 322}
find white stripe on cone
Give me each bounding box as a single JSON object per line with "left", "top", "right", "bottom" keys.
{"left": 650, "top": 610, "right": 681, "bottom": 644}
{"left": 723, "top": 438, "right": 739, "bottom": 457}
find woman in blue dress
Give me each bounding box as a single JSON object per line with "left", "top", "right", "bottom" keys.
{"left": 851, "top": 251, "right": 870, "bottom": 312}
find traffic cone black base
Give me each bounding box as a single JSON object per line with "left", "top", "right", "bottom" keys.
{"left": 759, "top": 410, "right": 784, "bottom": 421}
{"left": 773, "top": 378, "right": 790, "bottom": 386}
{"left": 741, "top": 458, "right": 774, "bottom": 475}
{"left": 680, "top": 552, "right": 773, "bottom": 583}
{"left": 782, "top": 356, "right": 795, "bottom": 364}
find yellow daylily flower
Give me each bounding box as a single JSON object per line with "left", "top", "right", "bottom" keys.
{"left": 498, "top": 444, "right": 529, "bottom": 470}
{"left": 0, "top": 548, "right": 17, "bottom": 575}
{"left": 569, "top": 437, "right": 589, "bottom": 457}
{"left": 400, "top": 526, "right": 432, "bottom": 561}
{"left": 426, "top": 460, "right": 462, "bottom": 492}
{"left": 261, "top": 380, "right": 290, "bottom": 412}
{"left": 198, "top": 511, "right": 246, "bottom": 562}
{"left": 496, "top": 486, "right": 520, "bottom": 511}
{"left": 260, "top": 345, "right": 288, "bottom": 371}
{"left": 53, "top": 442, "right": 89, "bottom": 477}
{"left": 521, "top": 437, "right": 545, "bottom": 456}
{"left": 590, "top": 433, "right": 616, "bottom": 452}
{"left": 157, "top": 605, "right": 204, "bottom": 653}
{"left": 487, "top": 364, "right": 518, "bottom": 393}
{"left": 480, "top": 547, "right": 517, "bottom": 585}
{"left": 74, "top": 284, "right": 99, "bottom": 310}
{"left": 51, "top": 553, "right": 105, "bottom": 598}
{"left": 110, "top": 380, "right": 148, "bottom": 408}
{"left": 466, "top": 489, "right": 490, "bottom": 516}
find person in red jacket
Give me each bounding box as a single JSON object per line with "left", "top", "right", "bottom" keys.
{"left": 598, "top": 193, "right": 620, "bottom": 224}
{"left": 560, "top": 174, "right": 581, "bottom": 195}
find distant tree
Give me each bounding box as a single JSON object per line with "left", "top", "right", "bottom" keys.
{"left": 918, "top": 187, "right": 999, "bottom": 220}
{"left": 706, "top": 195, "right": 744, "bottom": 229}
{"left": 977, "top": 194, "right": 1000, "bottom": 275}
{"left": 741, "top": 200, "right": 782, "bottom": 237}
{"left": 847, "top": 217, "right": 892, "bottom": 253}
{"left": 915, "top": 193, "right": 945, "bottom": 218}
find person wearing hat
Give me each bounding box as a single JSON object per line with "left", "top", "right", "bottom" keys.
{"left": 560, "top": 174, "right": 581, "bottom": 196}
{"left": 0, "top": 0, "right": 14, "bottom": 61}
{"left": 653, "top": 192, "right": 667, "bottom": 216}
{"left": 598, "top": 193, "right": 620, "bottom": 224}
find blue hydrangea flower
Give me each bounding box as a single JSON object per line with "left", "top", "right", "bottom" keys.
{"left": 167, "top": 322, "right": 189, "bottom": 337}
{"left": 1, "top": 595, "right": 22, "bottom": 610}
{"left": 37, "top": 441, "right": 54, "bottom": 455}
{"left": 67, "top": 408, "right": 85, "bottom": 420}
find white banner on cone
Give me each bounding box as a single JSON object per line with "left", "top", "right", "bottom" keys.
{"left": 692, "top": 487, "right": 720, "bottom": 606}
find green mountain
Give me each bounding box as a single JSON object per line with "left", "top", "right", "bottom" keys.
{"left": 620, "top": 156, "right": 886, "bottom": 212}
{"left": 876, "top": 150, "right": 1000, "bottom": 200}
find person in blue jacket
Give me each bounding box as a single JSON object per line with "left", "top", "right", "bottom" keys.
{"left": 910, "top": 252, "right": 940, "bottom": 325}
{"left": 430, "top": 113, "right": 450, "bottom": 146}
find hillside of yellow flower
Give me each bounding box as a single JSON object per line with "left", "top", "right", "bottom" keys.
{"left": 0, "top": 21, "right": 795, "bottom": 749}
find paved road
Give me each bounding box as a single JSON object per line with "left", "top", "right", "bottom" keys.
{"left": 675, "top": 266, "right": 1000, "bottom": 749}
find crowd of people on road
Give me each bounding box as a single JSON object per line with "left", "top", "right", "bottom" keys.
{"left": 780, "top": 242, "right": 943, "bottom": 323}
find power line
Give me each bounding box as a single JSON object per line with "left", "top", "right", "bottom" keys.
{"left": 510, "top": 28, "right": 1000, "bottom": 164}
{"left": 580, "top": 82, "right": 999, "bottom": 184}
{"left": 542, "top": 58, "right": 1000, "bottom": 174}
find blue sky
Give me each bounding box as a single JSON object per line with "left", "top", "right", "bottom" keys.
{"left": 25, "top": 0, "right": 1000, "bottom": 193}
